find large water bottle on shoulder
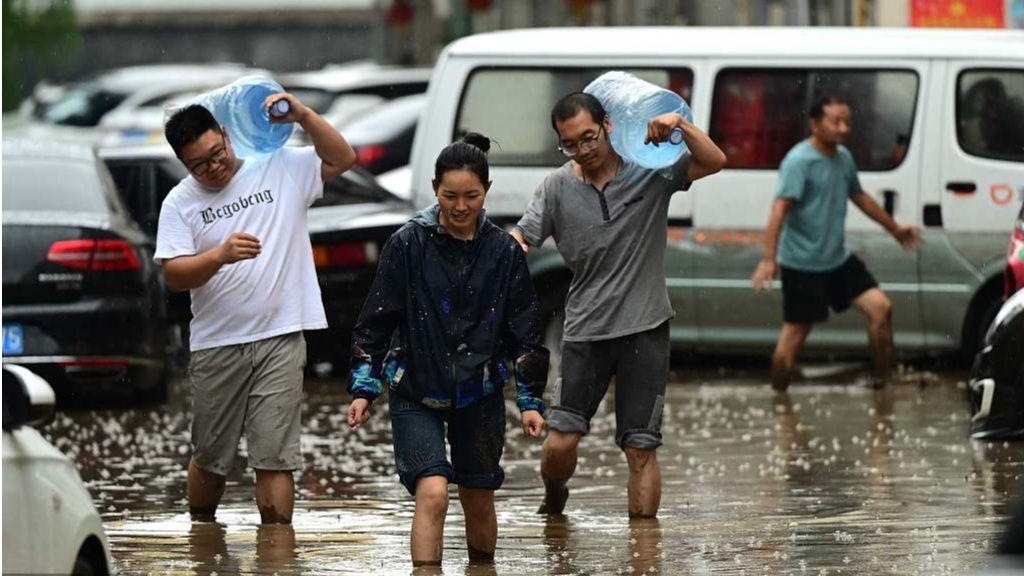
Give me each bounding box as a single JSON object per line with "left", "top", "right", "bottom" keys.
{"left": 186, "top": 75, "right": 294, "bottom": 158}
{"left": 584, "top": 71, "right": 693, "bottom": 170}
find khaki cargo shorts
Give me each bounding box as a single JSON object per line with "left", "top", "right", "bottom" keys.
{"left": 187, "top": 332, "right": 306, "bottom": 475}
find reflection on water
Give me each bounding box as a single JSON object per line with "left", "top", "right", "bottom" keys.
{"left": 45, "top": 366, "right": 1024, "bottom": 574}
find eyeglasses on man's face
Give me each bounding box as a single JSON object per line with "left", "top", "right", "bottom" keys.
{"left": 558, "top": 125, "right": 605, "bottom": 158}
{"left": 187, "top": 137, "right": 229, "bottom": 177}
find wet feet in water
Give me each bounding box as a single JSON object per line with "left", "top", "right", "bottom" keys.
{"left": 189, "top": 505, "right": 218, "bottom": 522}
{"left": 537, "top": 484, "right": 569, "bottom": 515}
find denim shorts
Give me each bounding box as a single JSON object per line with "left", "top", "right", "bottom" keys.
{"left": 546, "top": 321, "right": 669, "bottom": 450}
{"left": 389, "top": 390, "right": 506, "bottom": 495}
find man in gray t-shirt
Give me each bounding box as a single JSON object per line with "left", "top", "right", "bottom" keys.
{"left": 511, "top": 91, "right": 726, "bottom": 519}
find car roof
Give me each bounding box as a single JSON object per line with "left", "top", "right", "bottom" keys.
{"left": 280, "top": 65, "right": 432, "bottom": 93}
{"left": 96, "top": 142, "right": 177, "bottom": 160}
{"left": 2, "top": 138, "right": 96, "bottom": 163}
{"left": 85, "top": 63, "right": 271, "bottom": 93}
{"left": 339, "top": 93, "right": 426, "bottom": 141}
{"left": 444, "top": 27, "right": 1024, "bottom": 61}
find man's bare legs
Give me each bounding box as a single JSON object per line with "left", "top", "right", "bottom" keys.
{"left": 188, "top": 459, "right": 225, "bottom": 521}
{"left": 255, "top": 469, "right": 295, "bottom": 524}
{"left": 538, "top": 430, "right": 582, "bottom": 514}
{"left": 189, "top": 461, "right": 295, "bottom": 524}
{"left": 411, "top": 476, "right": 449, "bottom": 566}
{"left": 853, "top": 287, "right": 894, "bottom": 385}
{"left": 459, "top": 487, "right": 496, "bottom": 563}
{"left": 771, "top": 322, "right": 813, "bottom": 390}
{"left": 624, "top": 447, "right": 661, "bottom": 518}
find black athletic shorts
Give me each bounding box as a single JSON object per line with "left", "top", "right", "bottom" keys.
{"left": 780, "top": 255, "right": 879, "bottom": 324}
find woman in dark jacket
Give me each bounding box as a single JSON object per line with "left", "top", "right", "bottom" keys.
{"left": 345, "top": 132, "right": 549, "bottom": 567}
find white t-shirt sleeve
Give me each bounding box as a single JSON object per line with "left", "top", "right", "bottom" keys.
{"left": 276, "top": 146, "right": 324, "bottom": 207}
{"left": 153, "top": 192, "right": 196, "bottom": 265}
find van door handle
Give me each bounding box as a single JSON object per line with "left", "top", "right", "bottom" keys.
{"left": 881, "top": 190, "right": 897, "bottom": 216}
{"left": 945, "top": 181, "right": 977, "bottom": 194}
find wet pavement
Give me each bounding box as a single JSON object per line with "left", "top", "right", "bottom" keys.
{"left": 44, "top": 363, "right": 1024, "bottom": 575}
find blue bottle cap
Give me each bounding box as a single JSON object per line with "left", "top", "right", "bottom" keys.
{"left": 668, "top": 126, "right": 684, "bottom": 145}
{"left": 269, "top": 99, "right": 290, "bottom": 118}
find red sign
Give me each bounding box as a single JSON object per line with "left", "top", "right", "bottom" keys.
{"left": 911, "top": 0, "right": 1005, "bottom": 28}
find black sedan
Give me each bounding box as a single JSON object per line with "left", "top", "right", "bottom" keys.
{"left": 2, "top": 139, "right": 169, "bottom": 403}
{"left": 339, "top": 93, "right": 425, "bottom": 175}
{"left": 98, "top": 143, "right": 412, "bottom": 373}
{"left": 306, "top": 186, "right": 410, "bottom": 371}
{"left": 969, "top": 288, "right": 1024, "bottom": 439}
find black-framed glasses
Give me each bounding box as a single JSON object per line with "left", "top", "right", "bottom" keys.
{"left": 557, "top": 125, "right": 604, "bottom": 158}
{"left": 187, "top": 137, "right": 229, "bottom": 176}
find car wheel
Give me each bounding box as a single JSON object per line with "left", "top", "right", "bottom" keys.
{"left": 963, "top": 282, "right": 1004, "bottom": 361}
{"left": 973, "top": 295, "right": 1004, "bottom": 354}
{"left": 72, "top": 554, "right": 101, "bottom": 576}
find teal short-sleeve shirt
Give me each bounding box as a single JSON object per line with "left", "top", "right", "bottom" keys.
{"left": 775, "top": 140, "right": 861, "bottom": 272}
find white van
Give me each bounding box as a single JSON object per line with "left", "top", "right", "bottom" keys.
{"left": 407, "top": 27, "right": 1024, "bottom": 359}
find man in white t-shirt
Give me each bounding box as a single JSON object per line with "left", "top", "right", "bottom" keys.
{"left": 156, "top": 97, "right": 355, "bottom": 524}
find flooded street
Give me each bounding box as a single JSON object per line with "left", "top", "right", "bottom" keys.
{"left": 45, "top": 364, "right": 1024, "bottom": 575}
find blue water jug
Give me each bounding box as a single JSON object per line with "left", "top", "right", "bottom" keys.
{"left": 584, "top": 71, "right": 693, "bottom": 170}
{"left": 187, "top": 75, "right": 294, "bottom": 158}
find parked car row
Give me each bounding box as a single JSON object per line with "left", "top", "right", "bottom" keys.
{"left": 2, "top": 139, "right": 170, "bottom": 403}
{"left": 9, "top": 60, "right": 432, "bottom": 151}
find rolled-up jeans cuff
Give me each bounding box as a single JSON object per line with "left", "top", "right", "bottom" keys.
{"left": 618, "top": 429, "right": 662, "bottom": 450}
{"left": 545, "top": 407, "right": 590, "bottom": 436}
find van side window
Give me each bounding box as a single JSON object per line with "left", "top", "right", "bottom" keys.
{"left": 456, "top": 68, "right": 693, "bottom": 167}
{"left": 957, "top": 70, "right": 1024, "bottom": 164}
{"left": 710, "top": 68, "right": 918, "bottom": 172}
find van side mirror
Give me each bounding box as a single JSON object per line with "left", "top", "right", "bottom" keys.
{"left": 2, "top": 365, "right": 56, "bottom": 431}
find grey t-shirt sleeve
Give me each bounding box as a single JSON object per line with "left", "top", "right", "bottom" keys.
{"left": 670, "top": 150, "right": 694, "bottom": 191}
{"left": 514, "top": 182, "right": 553, "bottom": 247}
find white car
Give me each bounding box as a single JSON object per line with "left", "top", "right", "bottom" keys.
{"left": 12, "top": 63, "right": 272, "bottom": 146}
{"left": 2, "top": 364, "right": 112, "bottom": 575}
{"left": 279, "top": 63, "right": 431, "bottom": 130}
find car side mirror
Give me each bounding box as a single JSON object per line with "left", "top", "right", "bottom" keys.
{"left": 2, "top": 365, "right": 56, "bottom": 431}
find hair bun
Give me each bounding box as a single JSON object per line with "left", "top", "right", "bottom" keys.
{"left": 462, "top": 132, "right": 491, "bottom": 154}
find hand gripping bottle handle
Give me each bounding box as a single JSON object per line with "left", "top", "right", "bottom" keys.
{"left": 584, "top": 71, "right": 693, "bottom": 170}
{"left": 185, "top": 75, "right": 294, "bottom": 158}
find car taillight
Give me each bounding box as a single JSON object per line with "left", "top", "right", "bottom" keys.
{"left": 47, "top": 239, "right": 142, "bottom": 271}
{"left": 354, "top": 144, "right": 386, "bottom": 169}
{"left": 312, "top": 241, "right": 379, "bottom": 269}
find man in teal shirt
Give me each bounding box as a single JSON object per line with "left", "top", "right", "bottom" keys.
{"left": 751, "top": 95, "right": 921, "bottom": 390}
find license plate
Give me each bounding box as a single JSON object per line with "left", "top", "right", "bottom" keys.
{"left": 2, "top": 324, "right": 24, "bottom": 355}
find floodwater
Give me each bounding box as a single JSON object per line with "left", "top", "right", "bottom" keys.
{"left": 45, "top": 364, "right": 1024, "bottom": 575}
